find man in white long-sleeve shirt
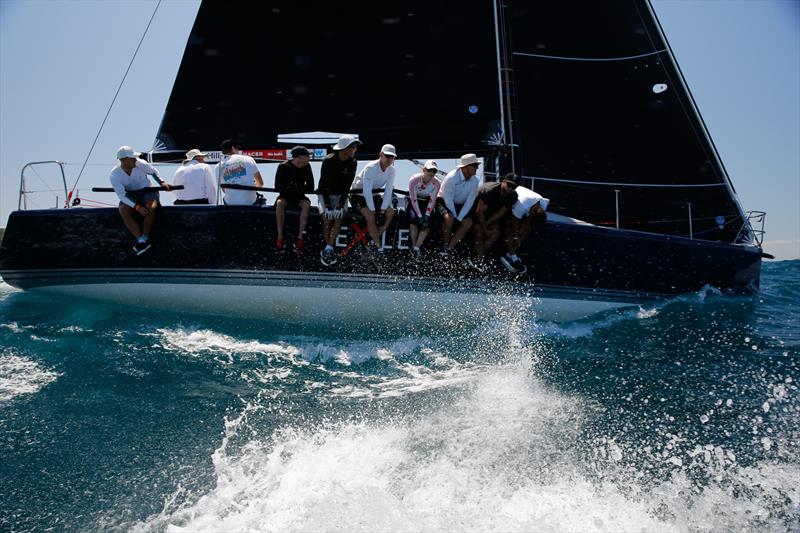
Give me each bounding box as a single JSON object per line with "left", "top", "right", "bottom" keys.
{"left": 109, "top": 145, "right": 172, "bottom": 255}
{"left": 172, "top": 148, "right": 217, "bottom": 205}
{"left": 349, "top": 144, "right": 397, "bottom": 252}
{"left": 437, "top": 153, "right": 481, "bottom": 253}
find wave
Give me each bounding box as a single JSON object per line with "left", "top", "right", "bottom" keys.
{"left": 134, "top": 356, "right": 799, "bottom": 532}
{"left": 0, "top": 354, "right": 60, "bottom": 402}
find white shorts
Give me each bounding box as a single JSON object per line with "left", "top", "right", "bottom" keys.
{"left": 317, "top": 194, "right": 347, "bottom": 214}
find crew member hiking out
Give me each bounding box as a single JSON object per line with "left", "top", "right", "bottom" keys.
{"left": 318, "top": 134, "right": 360, "bottom": 266}
{"left": 109, "top": 145, "right": 172, "bottom": 255}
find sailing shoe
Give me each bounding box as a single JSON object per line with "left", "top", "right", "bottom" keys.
{"left": 500, "top": 255, "right": 528, "bottom": 274}
{"left": 276, "top": 238, "right": 285, "bottom": 254}
{"left": 466, "top": 257, "right": 487, "bottom": 273}
{"left": 133, "top": 241, "right": 152, "bottom": 256}
{"left": 294, "top": 239, "right": 304, "bottom": 255}
{"left": 320, "top": 249, "right": 338, "bottom": 267}
{"left": 412, "top": 248, "right": 422, "bottom": 260}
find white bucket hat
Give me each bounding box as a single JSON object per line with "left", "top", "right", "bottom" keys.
{"left": 116, "top": 146, "right": 139, "bottom": 159}
{"left": 184, "top": 148, "right": 207, "bottom": 161}
{"left": 332, "top": 134, "right": 361, "bottom": 150}
{"left": 459, "top": 153, "right": 480, "bottom": 167}
{"left": 423, "top": 160, "right": 438, "bottom": 170}
{"left": 380, "top": 144, "right": 397, "bottom": 158}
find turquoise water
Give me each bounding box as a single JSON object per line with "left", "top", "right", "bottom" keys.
{"left": 1, "top": 261, "right": 798, "bottom": 532}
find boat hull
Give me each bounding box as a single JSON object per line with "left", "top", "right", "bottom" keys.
{"left": 0, "top": 206, "right": 762, "bottom": 323}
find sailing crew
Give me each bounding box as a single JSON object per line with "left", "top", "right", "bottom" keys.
{"left": 437, "top": 153, "right": 481, "bottom": 254}
{"left": 172, "top": 148, "right": 217, "bottom": 205}
{"left": 109, "top": 145, "right": 172, "bottom": 255}
{"left": 407, "top": 160, "right": 442, "bottom": 258}
{"left": 274, "top": 146, "right": 315, "bottom": 254}
{"left": 350, "top": 144, "right": 397, "bottom": 253}
{"left": 218, "top": 139, "right": 264, "bottom": 205}
{"left": 468, "top": 175, "right": 519, "bottom": 272}
{"left": 318, "top": 134, "right": 360, "bottom": 266}
{"left": 501, "top": 183, "right": 549, "bottom": 274}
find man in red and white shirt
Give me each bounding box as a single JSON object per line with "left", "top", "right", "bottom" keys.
{"left": 407, "top": 160, "right": 441, "bottom": 257}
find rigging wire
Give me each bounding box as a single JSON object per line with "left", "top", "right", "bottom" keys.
{"left": 69, "top": 0, "right": 162, "bottom": 197}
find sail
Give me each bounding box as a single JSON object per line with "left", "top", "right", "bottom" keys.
{"left": 155, "top": 1, "right": 502, "bottom": 161}
{"left": 504, "top": 0, "right": 747, "bottom": 242}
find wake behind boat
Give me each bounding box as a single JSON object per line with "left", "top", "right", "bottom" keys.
{"left": 0, "top": 0, "right": 767, "bottom": 323}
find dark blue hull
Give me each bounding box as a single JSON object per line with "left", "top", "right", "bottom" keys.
{"left": 0, "top": 206, "right": 761, "bottom": 297}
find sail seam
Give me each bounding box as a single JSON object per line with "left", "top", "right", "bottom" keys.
{"left": 531, "top": 176, "right": 724, "bottom": 188}
{"left": 512, "top": 49, "right": 665, "bottom": 62}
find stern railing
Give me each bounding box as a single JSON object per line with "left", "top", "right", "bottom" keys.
{"left": 18, "top": 161, "right": 69, "bottom": 210}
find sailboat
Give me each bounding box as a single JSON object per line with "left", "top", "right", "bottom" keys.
{"left": 0, "top": 1, "right": 766, "bottom": 323}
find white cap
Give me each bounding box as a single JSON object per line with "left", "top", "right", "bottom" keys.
{"left": 459, "top": 153, "right": 480, "bottom": 167}
{"left": 332, "top": 134, "right": 361, "bottom": 150}
{"left": 380, "top": 144, "right": 397, "bottom": 157}
{"left": 116, "top": 146, "right": 139, "bottom": 159}
{"left": 184, "top": 148, "right": 207, "bottom": 161}
{"left": 423, "top": 160, "right": 438, "bottom": 170}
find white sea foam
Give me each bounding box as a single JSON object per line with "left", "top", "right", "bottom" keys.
{"left": 0, "top": 354, "right": 60, "bottom": 402}
{"left": 133, "top": 349, "right": 800, "bottom": 533}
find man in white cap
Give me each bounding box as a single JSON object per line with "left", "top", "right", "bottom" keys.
{"left": 318, "top": 134, "right": 360, "bottom": 265}
{"left": 172, "top": 148, "right": 217, "bottom": 205}
{"left": 437, "top": 153, "right": 482, "bottom": 254}
{"left": 350, "top": 144, "right": 397, "bottom": 253}
{"left": 407, "top": 160, "right": 442, "bottom": 257}
{"left": 218, "top": 139, "right": 264, "bottom": 205}
{"left": 500, "top": 182, "right": 550, "bottom": 274}
{"left": 109, "top": 145, "right": 172, "bottom": 255}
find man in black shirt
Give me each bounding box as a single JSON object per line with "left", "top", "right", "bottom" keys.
{"left": 318, "top": 134, "right": 360, "bottom": 266}
{"left": 275, "top": 146, "right": 315, "bottom": 254}
{"left": 469, "top": 175, "right": 519, "bottom": 272}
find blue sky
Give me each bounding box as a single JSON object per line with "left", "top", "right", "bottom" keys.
{"left": 1, "top": 0, "right": 798, "bottom": 259}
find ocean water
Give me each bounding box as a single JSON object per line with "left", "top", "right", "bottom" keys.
{"left": 0, "top": 261, "right": 798, "bottom": 532}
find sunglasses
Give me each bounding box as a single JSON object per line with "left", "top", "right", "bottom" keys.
{"left": 470, "top": 163, "right": 480, "bottom": 169}
{"left": 425, "top": 167, "right": 437, "bottom": 173}
{"left": 383, "top": 154, "right": 396, "bottom": 159}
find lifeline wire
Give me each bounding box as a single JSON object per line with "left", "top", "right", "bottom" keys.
{"left": 70, "top": 0, "right": 162, "bottom": 196}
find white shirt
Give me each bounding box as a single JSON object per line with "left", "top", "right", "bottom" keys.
{"left": 438, "top": 168, "right": 481, "bottom": 221}
{"left": 172, "top": 160, "right": 217, "bottom": 203}
{"left": 512, "top": 186, "right": 550, "bottom": 219}
{"left": 218, "top": 154, "right": 259, "bottom": 205}
{"left": 351, "top": 159, "right": 395, "bottom": 211}
{"left": 109, "top": 160, "right": 161, "bottom": 208}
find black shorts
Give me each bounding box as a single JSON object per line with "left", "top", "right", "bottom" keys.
{"left": 436, "top": 202, "right": 474, "bottom": 220}
{"left": 125, "top": 189, "right": 159, "bottom": 207}
{"left": 409, "top": 200, "right": 434, "bottom": 225}
{"left": 350, "top": 194, "right": 384, "bottom": 211}
{"left": 276, "top": 194, "right": 310, "bottom": 205}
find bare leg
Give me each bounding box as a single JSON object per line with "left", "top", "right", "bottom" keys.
{"left": 142, "top": 200, "right": 158, "bottom": 236}
{"left": 478, "top": 225, "right": 501, "bottom": 261}
{"left": 377, "top": 207, "right": 394, "bottom": 235}
{"left": 360, "top": 207, "right": 380, "bottom": 245}
{"left": 473, "top": 223, "right": 487, "bottom": 260}
{"left": 415, "top": 228, "right": 431, "bottom": 248}
{"left": 409, "top": 224, "right": 419, "bottom": 247}
{"left": 441, "top": 213, "right": 455, "bottom": 247}
{"left": 275, "top": 198, "right": 287, "bottom": 240}
{"left": 298, "top": 200, "right": 310, "bottom": 237}
{"left": 118, "top": 205, "right": 142, "bottom": 239}
{"left": 329, "top": 218, "right": 345, "bottom": 246}
{"left": 448, "top": 218, "right": 473, "bottom": 250}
